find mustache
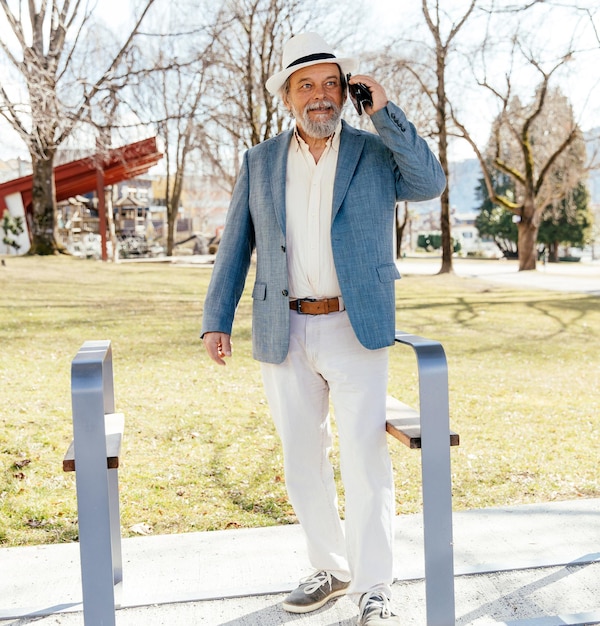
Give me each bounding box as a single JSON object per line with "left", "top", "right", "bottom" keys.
{"left": 305, "top": 100, "right": 336, "bottom": 112}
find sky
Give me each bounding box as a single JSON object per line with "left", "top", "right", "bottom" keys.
{"left": 1, "top": 0, "right": 599, "bottom": 162}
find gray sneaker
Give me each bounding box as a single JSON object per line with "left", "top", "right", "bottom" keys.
{"left": 282, "top": 570, "right": 350, "bottom": 613}
{"left": 357, "top": 591, "right": 401, "bottom": 625}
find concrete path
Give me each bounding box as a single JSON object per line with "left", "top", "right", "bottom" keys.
{"left": 1, "top": 499, "right": 599, "bottom": 625}
{"left": 174, "top": 255, "right": 600, "bottom": 295}
{"left": 396, "top": 257, "right": 600, "bottom": 296}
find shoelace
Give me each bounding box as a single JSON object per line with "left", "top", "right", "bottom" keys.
{"left": 361, "top": 591, "right": 392, "bottom": 618}
{"left": 301, "top": 570, "right": 332, "bottom": 595}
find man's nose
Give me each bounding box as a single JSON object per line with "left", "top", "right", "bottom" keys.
{"left": 313, "top": 84, "right": 325, "bottom": 99}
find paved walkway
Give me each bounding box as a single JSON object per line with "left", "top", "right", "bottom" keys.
{"left": 395, "top": 257, "right": 600, "bottom": 296}
{"left": 1, "top": 499, "right": 599, "bottom": 625}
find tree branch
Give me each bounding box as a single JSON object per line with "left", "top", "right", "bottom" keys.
{"left": 55, "top": 0, "right": 158, "bottom": 145}
{"left": 534, "top": 125, "right": 578, "bottom": 195}
{"left": 451, "top": 112, "right": 521, "bottom": 213}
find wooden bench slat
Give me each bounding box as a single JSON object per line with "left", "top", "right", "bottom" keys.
{"left": 63, "top": 413, "right": 124, "bottom": 472}
{"left": 385, "top": 396, "right": 459, "bottom": 449}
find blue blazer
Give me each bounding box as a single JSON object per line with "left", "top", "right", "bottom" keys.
{"left": 201, "top": 102, "right": 446, "bottom": 364}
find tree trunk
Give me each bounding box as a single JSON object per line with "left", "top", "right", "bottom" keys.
{"left": 166, "top": 199, "right": 176, "bottom": 256}
{"left": 29, "top": 154, "right": 61, "bottom": 255}
{"left": 517, "top": 217, "right": 539, "bottom": 270}
{"left": 396, "top": 202, "right": 409, "bottom": 259}
{"left": 166, "top": 166, "right": 185, "bottom": 256}
{"left": 439, "top": 182, "right": 453, "bottom": 273}
{"left": 435, "top": 48, "right": 452, "bottom": 274}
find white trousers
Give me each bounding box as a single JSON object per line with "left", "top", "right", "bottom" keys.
{"left": 261, "top": 310, "right": 394, "bottom": 598}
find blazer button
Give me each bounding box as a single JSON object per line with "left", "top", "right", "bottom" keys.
{"left": 282, "top": 289, "right": 288, "bottom": 296}
{"left": 281, "top": 245, "right": 286, "bottom": 252}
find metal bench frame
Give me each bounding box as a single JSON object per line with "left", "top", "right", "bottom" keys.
{"left": 389, "top": 330, "right": 457, "bottom": 626}
{"left": 66, "top": 340, "right": 122, "bottom": 626}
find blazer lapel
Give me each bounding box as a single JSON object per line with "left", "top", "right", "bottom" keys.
{"left": 268, "top": 129, "right": 293, "bottom": 236}
{"left": 332, "top": 121, "right": 365, "bottom": 220}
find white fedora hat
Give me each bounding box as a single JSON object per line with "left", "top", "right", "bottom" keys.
{"left": 266, "top": 32, "right": 358, "bottom": 96}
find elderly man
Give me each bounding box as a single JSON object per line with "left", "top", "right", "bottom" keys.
{"left": 201, "top": 32, "right": 445, "bottom": 626}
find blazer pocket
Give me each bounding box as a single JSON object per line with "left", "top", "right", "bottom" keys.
{"left": 376, "top": 263, "right": 401, "bottom": 283}
{"left": 252, "top": 282, "right": 267, "bottom": 301}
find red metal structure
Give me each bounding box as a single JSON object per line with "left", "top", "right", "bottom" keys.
{"left": 0, "top": 137, "right": 163, "bottom": 260}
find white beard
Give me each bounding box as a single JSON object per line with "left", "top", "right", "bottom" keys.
{"left": 292, "top": 99, "right": 342, "bottom": 139}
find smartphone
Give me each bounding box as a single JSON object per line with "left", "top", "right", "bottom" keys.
{"left": 346, "top": 73, "right": 373, "bottom": 116}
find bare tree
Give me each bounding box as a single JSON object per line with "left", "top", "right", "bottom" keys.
{"left": 385, "top": 1, "right": 478, "bottom": 273}
{"left": 157, "top": 58, "right": 211, "bottom": 256}
{"left": 446, "top": 0, "right": 600, "bottom": 270}
{"left": 419, "top": 0, "right": 478, "bottom": 274}
{"left": 130, "top": 23, "right": 219, "bottom": 255}
{"left": 454, "top": 48, "right": 584, "bottom": 270}
{"left": 0, "top": 0, "right": 157, "bottom": 254}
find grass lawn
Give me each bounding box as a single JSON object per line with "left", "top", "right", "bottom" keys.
{"left": 1, "top": 255, "right": 598, "bottom": 547}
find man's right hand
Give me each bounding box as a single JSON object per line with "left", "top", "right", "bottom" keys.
{"left": 202, "top": 332, "right": 232, "bottom": 366}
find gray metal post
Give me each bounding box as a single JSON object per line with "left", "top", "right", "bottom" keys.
{"left": 71, "top": 340, "right": 118, "bottom": 626}
{"left": 395, "top": 331, "right": 456, "bottom": 626}
{"left": 108, "top": 472, "right": 123, "bottom": 595}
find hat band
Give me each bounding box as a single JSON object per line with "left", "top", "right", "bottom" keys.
{"left": 286, "top": 52, "right": 336, "bottom": 69}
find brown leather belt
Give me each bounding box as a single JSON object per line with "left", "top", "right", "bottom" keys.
{"left": 289, "top": 297, "right": 344, "bottom": 315}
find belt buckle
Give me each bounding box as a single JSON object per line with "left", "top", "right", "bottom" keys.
{"left": 296, "top": 298, "right": 316, "bottom": 314}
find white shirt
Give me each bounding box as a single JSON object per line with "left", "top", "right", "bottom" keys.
{"left": 285, "top": 122, "right": 342, "bottom": 299}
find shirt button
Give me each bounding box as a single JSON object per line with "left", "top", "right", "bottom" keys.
{"left": 282, "top": 289, "right": 288, "bottom": 296}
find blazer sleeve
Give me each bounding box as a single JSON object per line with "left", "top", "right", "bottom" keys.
{"left": 370, "top": 102, "right": 446, "bottom": 202}
{"left": 200, "top": 151, "right": 255, "bottom": 337}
